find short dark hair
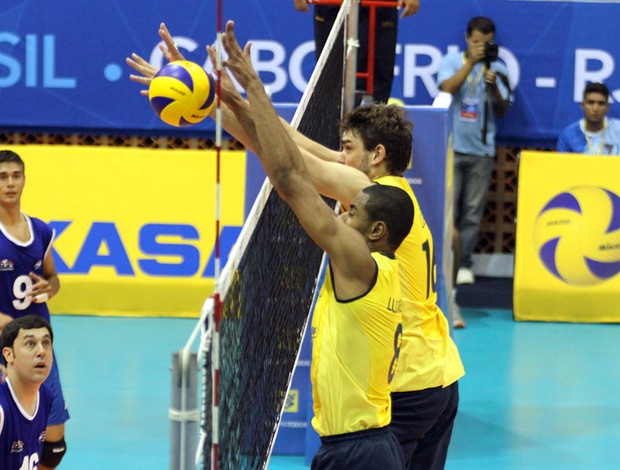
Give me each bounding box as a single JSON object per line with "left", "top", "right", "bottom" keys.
{"left": 362, "top": 184, "right": 414, "bottom": 250}
{"left": 583, "top": 82, "right": 609, "bottom": 101}
{"left": 0, "top": 149, "right": 25, "bottom": 171}
{"left": 1, "top": 315, "right": 53, "bottom": 353}
{"left": 467, "top": 17, "right": 496, "bottom": 36}
{"left": 339, "top": 104, "right": 413, "bottom": 175}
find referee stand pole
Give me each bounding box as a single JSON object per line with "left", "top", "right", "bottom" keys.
{"left": 170, "top": 350, "right": 199, "bottom": 470}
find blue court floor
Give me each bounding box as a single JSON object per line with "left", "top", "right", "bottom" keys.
{"left": 52, "top": 303, "right": 620, "bottom": 469}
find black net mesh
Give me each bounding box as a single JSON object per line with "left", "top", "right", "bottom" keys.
{"left": 201, "top": 15, "right": 346, "bottom": 470}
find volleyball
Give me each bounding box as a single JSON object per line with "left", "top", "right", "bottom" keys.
{"left": 148, "top": 60, "right": 215, "bottom": 127}
{"left": 533, "top": 186, "right": 620, "bottom": 286}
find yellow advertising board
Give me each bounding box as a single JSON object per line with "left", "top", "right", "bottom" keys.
{"left": 514, "top": 151, "right": 620, "bottom": 322}
{"left": 10, "top": 145, "right": 247, "bottom": 317}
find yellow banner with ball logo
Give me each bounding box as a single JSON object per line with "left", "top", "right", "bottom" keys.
{"left": 514, "top": 151, "right": 620, "bottom": 322}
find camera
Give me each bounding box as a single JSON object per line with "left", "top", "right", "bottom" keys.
{"left": 484, "top": 42, "right": 499, "bottom": 64}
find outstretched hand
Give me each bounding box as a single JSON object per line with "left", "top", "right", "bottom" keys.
{"left": 206, "top": 43, "right": 245, "bottom": 109}
{"left": 126, "top": 53, "right": 159, "bottom": 96}
{"left": 220, "top": 21, "right": 258, "bottom": 91}
{"left": 126, "top": 22, "right": 186, "bottom": 96}
{"left": 156, "top": 23, "right": 185, "bottom": 63}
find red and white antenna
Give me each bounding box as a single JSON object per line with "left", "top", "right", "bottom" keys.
{"left": 211, "top": 1, "right": 224, "bottom": 469}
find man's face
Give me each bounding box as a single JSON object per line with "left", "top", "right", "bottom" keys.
{"left": 340, "top": 130, "right": 372, "bottom": 177}
{"left": 581, "top": 92, "right": 609, "bottom": 126}
{"left": 466, "top": 30, "right": 495, "bottom": 59}
{"left": 3, "top": 327, "right": 53, "bottom": 385}
{"left": 0, "top": 162, "right": 25, "bottom": 207}
{"left": 340, "top": 190, "right": 372, "bottom": 238}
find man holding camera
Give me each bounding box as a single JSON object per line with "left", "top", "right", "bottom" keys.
{"left": 438, "top": 17, "right": 511, "bottom": 319}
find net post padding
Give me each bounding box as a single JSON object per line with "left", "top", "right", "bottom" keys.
{"left": 199, "top": 2, "right": 352, "bottom": 469}
{"left": 170, "top": 350, "right": 199, "bottom": 470}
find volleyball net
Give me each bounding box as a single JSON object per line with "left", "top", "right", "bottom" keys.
{"left": 192, "top": 2, "right": 354, "bottom": 469}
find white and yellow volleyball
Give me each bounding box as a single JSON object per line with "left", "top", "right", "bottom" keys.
{"left": 533, "top": 186, "right": 620, "bottom": 286}
{"left": 148, "top": 60, "right": 215, "bottom": 127}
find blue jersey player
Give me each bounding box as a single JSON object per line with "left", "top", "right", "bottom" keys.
{"left": 0, "top": 150, "right": 67, "bottom": 469}
{"left": 0, "top": 315, "right": 54, "bottom": 470}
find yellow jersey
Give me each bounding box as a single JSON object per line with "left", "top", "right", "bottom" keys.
{"left": 374, "top": 175, "right": 465, "bottom": 392}
{"left": 311, "top": 252, "right": 403, "bottom": 437}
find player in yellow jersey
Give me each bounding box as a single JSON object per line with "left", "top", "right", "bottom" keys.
{"left": 128, "top": 22, "right": 464, "bottom": 469}
{"left": 294, "top": 105, "right": 465, "bottom": 470}
{"left": 218, "top": 21, "right": 414, "bottom": 469}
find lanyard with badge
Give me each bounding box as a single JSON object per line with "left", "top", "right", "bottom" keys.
{"left": 584, "top": 120, "right": 607, "bottom": 155}
{"left": 460, "top": 53, "right": 484, "bottom": 123}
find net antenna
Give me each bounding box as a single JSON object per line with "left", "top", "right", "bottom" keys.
{"left": 206, "top": 0, "right": 225, "bottom": 468}
{"left": 173, "top": 1, "right": 356, "bottom": 468}
{"left": 169, "top": 0, "right": 225, "bottom": 468}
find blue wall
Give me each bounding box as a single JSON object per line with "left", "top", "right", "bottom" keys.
{"left": 1, "top": 0, "right": 619, "bottom": 146}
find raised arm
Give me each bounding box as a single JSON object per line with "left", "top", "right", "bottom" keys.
{"left": 221, "top": 21, "right": 375, "bottom": 296}
{"left": 206, "top": 44, "right": 371, "bottom": 207}
{"left": 127, "top": 23, "right": 367, "bottom": 206}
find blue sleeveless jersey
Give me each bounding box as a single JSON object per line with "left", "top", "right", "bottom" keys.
{"left": 0, "top": 215, "right": 53, "bottom": 323}
{"left": 0, "top": 379, "right": 52, "bottom": 470}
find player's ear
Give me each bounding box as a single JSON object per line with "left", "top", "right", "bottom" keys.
{"left": 2, "top": 347, "right": 13, "bottom": 364}
{"left": 371, "top": 144, "right": 386, "bottom": 165}
{"left": 368, "top": 220, "right": 387, "bottom": 242}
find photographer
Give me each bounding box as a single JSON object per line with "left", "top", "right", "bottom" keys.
{"left": 438, "top": 16, "right": 511, "bottom": 326}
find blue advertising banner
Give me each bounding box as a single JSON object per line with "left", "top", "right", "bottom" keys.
{"left": 0, "top": 0, "right": 619, "bottom": 146}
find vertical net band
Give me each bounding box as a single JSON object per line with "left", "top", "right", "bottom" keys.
{"left": 201, "top": 2, "right": 352, "bottom": 469}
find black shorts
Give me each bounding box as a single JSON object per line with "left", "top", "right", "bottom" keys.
{"left": 311, "top": 427, "right": 405, "bottom": 470}
{"left": 389, "top": 382, "right": 460, "bottom": 469}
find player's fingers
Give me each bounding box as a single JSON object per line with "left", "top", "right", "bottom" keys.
{"left": 159, "top": 24, "right": 175, "bottom": 50}
{"left": 222, "top": 36, "right": 242, "bottom": 64}
{"left": 225, "top": 21, "right": 244, "bottom": 56}
{"left": 130, "top": 52, "right": 148, "bottom": 65}
{"left": 127, "top": 54, "right": 157, "bottom": 78}
{"left": 128, "top": 53, "right": 140, "bottom": 62}
{"left": 159, "top": 25, "right": 185, "bottom": 61}
{"left": 159, "top": 24, "right": 172, "bottom": 42}
{"left": 159, "top": 22, "right": 175, "bottom": 46}
{"left": 206, "top": 45, "right": 216, "bottom": 64}
{"left": 221, "top": 29, "right": 231, "bottom": 54}
{"left": 226, "top": 20, "right": 235, "bottom": 39}
{"left": 243, "top": 42, "right": 252, "bottom": 60}
{"left": 125, "top": 56, "right": 144, "bottom": 72}
{"left": 206, "top": 45, "right": 222, "bottom": 73}
{"left": 223, "top": 24, "right": 238, "bottom": 53}
{"left": 129, "top": 74, "right": 151, "bottom": 86}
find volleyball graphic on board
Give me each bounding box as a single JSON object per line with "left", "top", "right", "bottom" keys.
{"left": 533, "top": 186, "right": 620, "bottom": 286}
